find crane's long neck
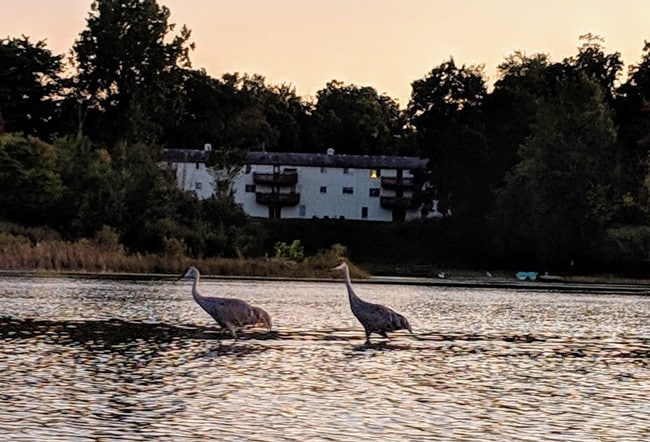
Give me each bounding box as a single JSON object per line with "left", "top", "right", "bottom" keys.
{"left": 342, "top": 267, "right": 362, "bottom": 308}
{"left": 191, "top": 272, "right": 203, "bottom": 302}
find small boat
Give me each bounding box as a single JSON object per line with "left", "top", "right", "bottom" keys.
{"left": 516, "top": 271, "right": 538, "bottom": 281}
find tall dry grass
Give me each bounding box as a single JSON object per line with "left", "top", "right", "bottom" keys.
{"left": 0, "top": 235, "right": 369, "bottom": 279}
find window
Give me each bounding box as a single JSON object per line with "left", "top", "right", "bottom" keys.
{"left": 299, "top": 205, "right": 306, "bottom": 217}
{"left": 369, "top": 188, "right": 380, "bottom": 197}
{"left": 195, "top": 182, "right": 202, "bottom": 190}
{"left": 320, "top": 186, "right": 327, "bottom": 193}
{"left": 343, "top": 187, "right": 354, "bottom": 194}
{"left": 320, "top": 167, "right": 327, "bottom": 173}
{"left": 343, "top": 168, "right": 350, "bottom": 174}
{"left": 369, "top": 169, "right": 380, "bottom": 179}
{"left": 361, "top": 207, "right": 368, "bottom": 219}
{"left": 245, "top": 184, "right": 256, "bottom": 193}
{"left": 195, "top": 162, "right": 200, "bottom": 169}
{"left": 245, "top": 164, "right": 252, "bottom": 174}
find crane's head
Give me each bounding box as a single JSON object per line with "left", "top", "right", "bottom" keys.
{"left": 331, "top": 261, "right": 348, "bottom": 272}
{"left": 182, "top": 266, "right": 199, "bottom": 279}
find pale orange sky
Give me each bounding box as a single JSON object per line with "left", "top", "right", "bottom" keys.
{"left": 1, "top": 0, "right": 649, "bottom": 106}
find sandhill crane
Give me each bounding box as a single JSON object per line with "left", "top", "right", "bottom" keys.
{"left": 332, "top": 262, "right": 412, "bottom": 345}
{"left": 182, "top": 266, "right": 272, "bottom": 341}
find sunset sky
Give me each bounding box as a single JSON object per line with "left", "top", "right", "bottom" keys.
{"left": 1, "top": 0, "right": 649, "bottom": 106}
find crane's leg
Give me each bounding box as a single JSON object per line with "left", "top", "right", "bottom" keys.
{"left": 364, "top": 329, "right": 372, "bottom": 346}
{"left": 226, "top": 322, "right": 238, "bottom": 342}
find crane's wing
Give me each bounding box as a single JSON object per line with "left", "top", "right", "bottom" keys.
{"left": 352, "top": 300, "right": 412, "bottom": 333}
{"left": 198, "top": 296, "right": 257, "bottom": 328}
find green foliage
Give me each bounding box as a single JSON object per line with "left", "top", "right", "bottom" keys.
{"left": 314, "top": 80, "right": 404, "bottom": 155}
{"left": 0, "top": 134, "right": 64, "bottom": 225}
{"left": 493, "top": 74, "right": 618, "bottom": 267}
{"left": 274, "top": 240, "right": 305, "bottom": 262}
{"left": 0, "top": 36, "right": 64, "bottom": 139}
{"left": 72, "top": 0, "right": 193, "bottom": 145}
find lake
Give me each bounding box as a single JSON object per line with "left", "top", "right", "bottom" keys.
{"left": 0, "top": 275, "right": 649, "bottom": 441}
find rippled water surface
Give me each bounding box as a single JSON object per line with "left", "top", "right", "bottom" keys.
{"left": 1, "top": 275, "right": 649, "bottom": 441}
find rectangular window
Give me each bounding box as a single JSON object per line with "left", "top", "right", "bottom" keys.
{"left": 320, "top": 186, "right": 327, "bottom": 193}
{"left": 245, "top": 184, "right": 256, "bottom": 193}
{"left": 195, "top": 182, "right": 202, "bottom": 190}
{"left": 245, "top": 164, "right": 252, "bottom": 174}
{"left": 320, "top": 167, "right": 327, "bottom": 173}
{"left": 343, "top": 187, "right": 354, "bottom": 194}
{"left": 369, "top": 169, "right": 380, "bottom": 179}
{"left": 369, "top": 188, "right": 380, "bottom": 197}
{"left": 361, "top": 207, "right": 368, "bottom": 219}
{"left": 299, "top": 205, "right": 306, "bottom": 217}
{"left": 195, "top": 162, "right": 200, "bottom": 169}
{"left": 343, "top": 168, "right": 350, "bottom": 174}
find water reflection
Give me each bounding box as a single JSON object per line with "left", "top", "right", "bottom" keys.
{"left": 1, "top": 276, "right": 649, "bottom": 440}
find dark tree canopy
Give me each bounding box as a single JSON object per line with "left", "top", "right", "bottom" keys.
{"left": 0, "top": 36, "right": 64, "bottom": 139}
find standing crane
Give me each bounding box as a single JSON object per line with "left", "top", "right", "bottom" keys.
{"left": 332, "top": 262, "right": 412, "bottom": 345}
{"left": 182, "top": 266, "right": 272, "bottom": 341}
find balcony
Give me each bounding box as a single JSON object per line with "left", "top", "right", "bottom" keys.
{"left": 256, "top": 192, "right": 300, "bottom": 206}
{"left": 253, "top": 171, "right": 298, "bottom": 186}
{"left": 380, "top": 196, "right": 418, "bottom": 209}
{"left": 381, "top": 176, "right": 416, "bottom": 190}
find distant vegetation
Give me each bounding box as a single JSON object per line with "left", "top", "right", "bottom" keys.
{"left": 0, "top": 0, "right": 649, "bottom": 276}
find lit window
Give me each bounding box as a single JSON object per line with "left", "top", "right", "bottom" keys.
{"left": 370, "top": 169, "right": 379, "bottom": 179}
{"left": 343, "top": 187, "right": 354, "bottom": 194}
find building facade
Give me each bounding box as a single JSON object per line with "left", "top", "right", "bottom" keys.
{"left": 163, "top": 147, "right": 430, "bottom": 222}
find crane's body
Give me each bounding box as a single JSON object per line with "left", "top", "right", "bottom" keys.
{"left": 183, "top": 266, "right": 272, "bottom": 340}
{"left": 333, "top": 262, "right": 412, "bottom": 345}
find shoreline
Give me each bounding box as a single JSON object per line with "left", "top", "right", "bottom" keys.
{"left": 2, "top": 269, "right": 649, "bottom": 295}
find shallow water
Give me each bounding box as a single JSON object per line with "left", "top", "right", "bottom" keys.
{"left": 1, "top": 276, "right": 649, "bottom": 441}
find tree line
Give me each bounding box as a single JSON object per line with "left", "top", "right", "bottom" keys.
{"left": 1, "top": 0, "right": 649, "bottom": 274}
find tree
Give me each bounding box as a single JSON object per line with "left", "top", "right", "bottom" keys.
{"left": 564, "top": 34, "right": 623, "bottom": 102}
{"left": 313, "top": 80, "right": 404, "bottom": 155}
{"left": 485, "top": 52, "right": 553, "bottom": 185}
{"left": 613, "top": 41, "right": 650, "bottom": 224}
{"left": 0, "top": 37, "right": 64, "bottom": 139}
{"left": 72, "top": 0, "right": 193, "bottom": 146}
{"left": 0, "top": 134, "right": 64, "bottom": 225}
{"left": 407, "top": 58, "right": 490, "bottom": 218}
{"left": 493, "top": 74, "right": 618, "bottom": 267}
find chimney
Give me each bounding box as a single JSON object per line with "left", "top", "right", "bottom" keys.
{"left": 204, "top": 143, "right": 212, "bottom": 151}
{"left": 326, "top": 148, "right": 335, "bottom": 155}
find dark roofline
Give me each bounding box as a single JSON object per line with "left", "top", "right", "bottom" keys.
{"left": 163, "top": 149, "right": 429, "bottom": 170}
{"left": 245, "top": 151, "right": 428, "bottom": 169}
{"left": 163, "top": 148, "right": 210, "bottom": 162}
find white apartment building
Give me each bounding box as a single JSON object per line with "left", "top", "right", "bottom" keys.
{"left": 163, "top": 147, "right": 430, "bottom": 222}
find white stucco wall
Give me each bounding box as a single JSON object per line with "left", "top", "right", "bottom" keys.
{"left": 169, "top": 161, "right": 215, "bottom": 200}
{"left": 232, "top": 164, "right": 418, "bottom": 221}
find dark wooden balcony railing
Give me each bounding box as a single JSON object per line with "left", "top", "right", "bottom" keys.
{"left": 381, "top": 176, "right": 416, "bottom": 190}
{"left": 253, "top": 172, "right": 298, "bottom": 186}
{"left": 255, "top": 192, "right": 301, "bottom": 206}
{"left": 380, "top": 196, "right": 417, "bottom": 209}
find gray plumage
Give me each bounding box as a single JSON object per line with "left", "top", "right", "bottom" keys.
{"left": 183, "top": 266, "right": 272, "bottom": 340}
{"left": 333, "top": 262, "right": 412, "bottom": 345}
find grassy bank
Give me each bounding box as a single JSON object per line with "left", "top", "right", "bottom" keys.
{"left": 0, "top": 236, "right": 369, "bottom": 279}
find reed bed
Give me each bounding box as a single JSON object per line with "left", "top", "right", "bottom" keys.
{"left": 0, "top": 236, "right": 369, "bottom": 279}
